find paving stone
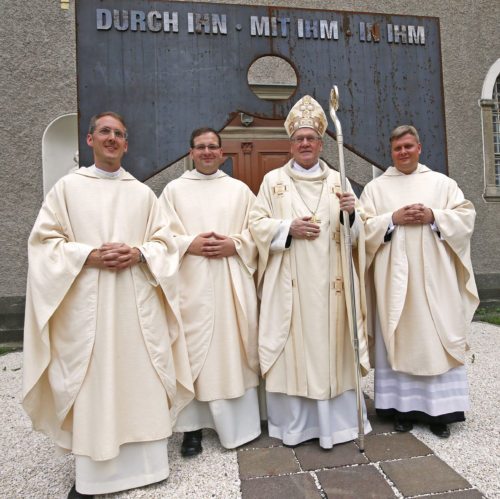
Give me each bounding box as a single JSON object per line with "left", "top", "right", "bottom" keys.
{"left": 239, "top": 426, "right": 282, "bottom": 450}
{"left": 364, "top": 398, "right": 397, "bottom": 433}
{"left": 418, "top": 490, "right": 485, "bottom": 499}
{"left": 240, "top": 473, "right": 321, "bottom": 499}
{"left": 363, "top": 432, "right": 432, "bottom": 462}
{"left": 381, "top": 455, "right": 472, "bottom": 497}
{"left": 294, "top": 441, "right": 368, "bottom": 470}
{"left": 238, "top": 447, "right": 300, "bottom": 479}
{"left": 368, "top": 414, "right": 395, "bottom": 434}
{"left": 317, "top": 464, "right": 397, "bottom": 498}
{"left": 364, "top": 397, "right": 377, "bottom": 416}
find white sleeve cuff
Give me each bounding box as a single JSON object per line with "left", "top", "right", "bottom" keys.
{"left": 430, "top": 221, "right": 444, "bottom": 240}
{"left": 270, "top": 220, "right": 292, "bottom": 252}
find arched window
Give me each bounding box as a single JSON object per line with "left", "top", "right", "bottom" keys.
{"left": 480, "top": 58, "right": 500, "bottom": 201}
{"left": 42, "top": 113, "right": 78, "bottom": 196}
{"left": 493, "top": 78, "right": 500, "bottom": 186}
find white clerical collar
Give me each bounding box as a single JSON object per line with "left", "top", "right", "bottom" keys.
{"left": 190, "top": 169, "right": 224, "bottom": 180}
{"left": 90, "top": 164, "right": 122, "bottom": 178}
{"left": 292, "top": 161, "right": 321, "bottom": 175}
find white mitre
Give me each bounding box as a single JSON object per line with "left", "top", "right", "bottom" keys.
{"left": 284, "top": 95, "right": 328, "bottom": 138}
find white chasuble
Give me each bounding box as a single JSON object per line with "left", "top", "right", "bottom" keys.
{"left": 251, "top": 161, "right": 370, "bottom": 399}
{"left": 159, "top": 170, "right": 261, "bottom": 447}
{"left": 360, "top": 164, "right": 479, "bottom": 376}
{"left": 160, "top": 170, "right": 259, "bottom": 399}
{"left": 23, "top": 167, "right": 193, "bottom": 479}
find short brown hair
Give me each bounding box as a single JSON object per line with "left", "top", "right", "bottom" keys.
{"left": 88, "top": 112, "right": 127, "bottom": 135}
{"left": 390, "top": 125, "right": 420, "bottom": 144}
{"left": 190, "top": 127, "right": 222, "bottom": 148}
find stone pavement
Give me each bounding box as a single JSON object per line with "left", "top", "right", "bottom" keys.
{"left": 237, "top": 399, "right": 484, "bottom": 498}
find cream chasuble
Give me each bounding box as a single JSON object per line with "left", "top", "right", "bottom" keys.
{"left": 159, "top": 170, "right": 259, "bottom": 402}
{"left": 250, "top": 160, "right": 370, "bottom": 400}
{"left": 23, "top": 167, "right": 193, "bottom": 463}
{"left": 360, "top": 164, "right": 479, "bottom": 376}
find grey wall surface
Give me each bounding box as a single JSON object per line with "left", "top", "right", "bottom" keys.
{"left": 0, "top": 1, "right": 77, "bottom": 299}
{"left": 0, "top": 0, "right": 499, "bottom": 308}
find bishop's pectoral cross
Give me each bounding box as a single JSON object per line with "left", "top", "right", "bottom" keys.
{"left": 310, "top": 214, "right": 321, "bottom": 224}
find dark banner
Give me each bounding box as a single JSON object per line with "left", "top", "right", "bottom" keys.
{"left": 76, "top": 1, "right": 446, "bottom": 180}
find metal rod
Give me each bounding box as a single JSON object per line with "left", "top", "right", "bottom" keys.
{"left": 329, "top": 86, "right": 365, "bottom": 452}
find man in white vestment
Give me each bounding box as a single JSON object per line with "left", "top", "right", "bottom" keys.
{"left": 22, "top": 112, "right": 193, "bottom": 498}
{"left": 159, "top": 127, "right": 261, "bottom": 457}
{"left": 360, "top": 125, "right": 479, "bottom": 438}
{"left": 249, "top": 96, "right": 371, "bottom": 449}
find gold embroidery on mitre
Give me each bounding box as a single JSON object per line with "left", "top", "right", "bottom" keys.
{"left": 284, "top": 95, "right": 328, "bottom": 138}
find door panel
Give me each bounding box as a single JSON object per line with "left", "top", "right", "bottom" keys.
{"left": 222, "top": 139, "right": 291, "bottom": 194}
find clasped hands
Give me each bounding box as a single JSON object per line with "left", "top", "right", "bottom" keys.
{"left": 290, "top": 216, "right": 320, "bottom": 240}
{"left": 392, "top": 203, "right": 434, "bottom": 225}
{"left": 290, "top": 192, "right": 355, "bottom": 240}
{"left": 187, "top": 232, "right": 236, "bottom": 258}
{"left": 85, "top": 242, "right": 141, "bottom": 270}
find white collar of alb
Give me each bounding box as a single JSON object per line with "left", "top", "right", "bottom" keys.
{"left": 90, "top": 164, "right": 122, "bottom": 178}
{"left": 292, "top": 161, "right": 321, "bottom": 174}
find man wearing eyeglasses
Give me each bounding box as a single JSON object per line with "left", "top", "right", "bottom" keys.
{"left": 23, "top": 112, "right": 193, "bottom": 498}
{"left": 249, "top": 96, "right": 371, "bottom": 449}
{"left": 159, "top": 127, "right": 261, "bottom": 457}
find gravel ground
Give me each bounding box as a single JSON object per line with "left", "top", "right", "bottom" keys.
{"left": 1, "top": 322, "right": 498, "bottom": 498}
{"left": 0, "top": 356, "right": 240, "bottom": 499}
{"left": 365, "top": 321, "right": 500, "bottom": 499}
{"left": 413, "top": 322, "right": 500, "bottom": 499}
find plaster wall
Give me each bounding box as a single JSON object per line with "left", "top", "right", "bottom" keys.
{"left": 0, "top": 0, "right": 499, "bottom": 302}
{"left": 0, "top": 1, "right": 76, "bottom": 297}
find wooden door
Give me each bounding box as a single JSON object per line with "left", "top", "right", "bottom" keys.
{"left": 222, "top": 139, "right": 291, "bottom": 194}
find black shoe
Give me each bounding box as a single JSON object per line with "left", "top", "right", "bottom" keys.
{"left": 181, "top": 430, "right": 203, "bottom": 457}
{"left": 430, "top": 423, "right": 450, "bottom": 438}
{"left": 67, "top": 484, "right": 94, "bottom": 498}
{"left": 394, "top": 416, "right": 413, "bottom": 432}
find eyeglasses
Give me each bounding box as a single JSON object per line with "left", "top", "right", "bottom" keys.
{"left": 95, "top": 127, "right": 128, "bottom": 140}
{"left": 192, "top": 144, "right": 221, "bottom": 151}
{"left": 290, "top": 136, "right": 321, "bottom": 144}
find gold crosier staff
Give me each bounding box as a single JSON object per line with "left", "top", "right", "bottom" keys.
{"left": 329, "top": 86, "right": 365, "bottom": 452}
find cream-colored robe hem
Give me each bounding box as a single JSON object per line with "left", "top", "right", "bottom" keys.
{"left": 23, "top": 167, "right": 193, "bottom": 461}
{"left": 249, "top": 160, "right": 370, "bottom": 400}
{"left": 75, "top": 439, "right": 169, "bottom": 495}
{"left": 174, "top": 387, "right": 261, "bottom": 448}
{"left": 159, "top": 170, "right": 259, "bottom": 401}
{"left": 360, "top": 164, "right": 479, "bottom": 375}
{"left": 373, "top": 316, "right": 470, "bottom": 415}
{"left": 267, "top": 391, "right": 371, "bottom": 448}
